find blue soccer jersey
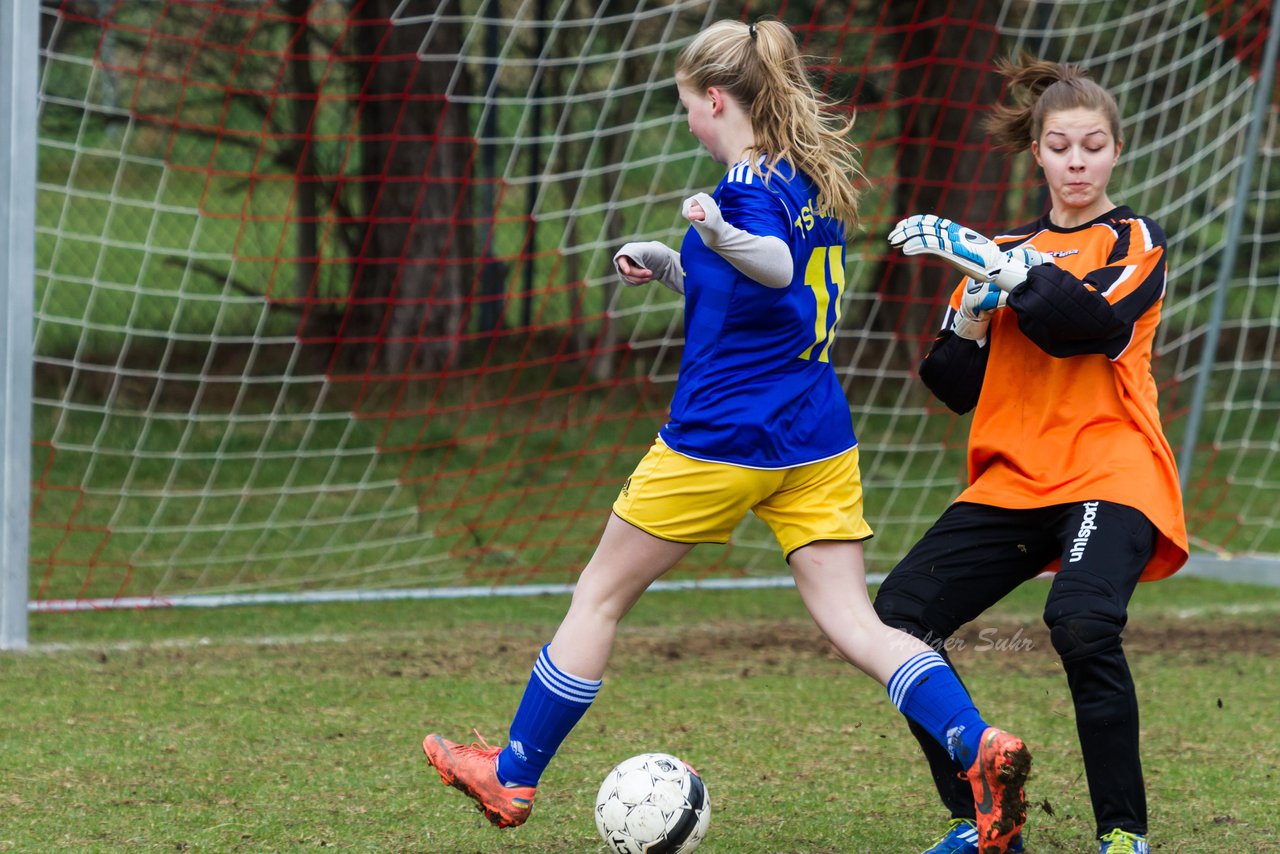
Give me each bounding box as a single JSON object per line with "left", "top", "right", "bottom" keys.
{"left": 659, "top": 158, "right": 856, "bottom": 469}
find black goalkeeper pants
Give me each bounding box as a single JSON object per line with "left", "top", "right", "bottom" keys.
{"left": 873, "top": 500, "right": 1155, "bottom": 839}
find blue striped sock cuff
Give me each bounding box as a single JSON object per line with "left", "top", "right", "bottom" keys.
{"left": 887, "top": 650, "right": 948, "bottom": 711}
{"left": 534, "top": 644, "right": 601, "bottom": 706}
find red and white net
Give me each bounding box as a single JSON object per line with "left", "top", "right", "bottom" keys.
{"left": 31, "top": 0, "right": 1277, "bottom": 605}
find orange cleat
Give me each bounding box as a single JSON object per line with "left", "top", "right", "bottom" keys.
{"left": 965, "top": 727, "right": 1031, "bottom": 854}
{"left": 422, "top": 732, "right": 536, "bottom": 828}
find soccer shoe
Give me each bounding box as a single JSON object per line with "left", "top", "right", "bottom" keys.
{"left": 422, "top": 732, "right": 535, "bottom": 828}
{"left": 964, "top": 727, "right": 1032, "bottom": 854}
{"left": 1099, "top": 828, "right": 1150, "bottom": 854}
{"left": 921, "top": 818, "right": 1024, "bottom": 854}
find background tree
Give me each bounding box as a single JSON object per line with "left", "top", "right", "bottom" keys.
{"left": 344, "top": 0, "right": 473, "bottom": 374}
{"left": 876, "top": 0, "right": 1009, "bottom": 345}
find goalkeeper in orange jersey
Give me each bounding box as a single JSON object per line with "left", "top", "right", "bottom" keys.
{"left": 878, "top": 54, "right": 1188, "bottom": 854}
{"left": 422, "top": 19, "right": 1030, "bottom": 853}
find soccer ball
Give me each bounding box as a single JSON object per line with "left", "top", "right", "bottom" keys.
{"left": 594, "top": 752, "right": 711, "bottom": 854}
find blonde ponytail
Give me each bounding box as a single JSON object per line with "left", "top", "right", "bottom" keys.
{"left": 676, "top": 19, "right": 864, "bottom": 229}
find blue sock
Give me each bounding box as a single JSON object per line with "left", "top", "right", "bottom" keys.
{"left": 496, "top": 644, "right": 601, "bottom": 787}
{"left": 887, "top": 650, "right": 988, "bottom": 767}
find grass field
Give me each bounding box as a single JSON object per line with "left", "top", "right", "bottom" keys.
{"left": 3, "top": 575, "right": 1278, "bottom": 853}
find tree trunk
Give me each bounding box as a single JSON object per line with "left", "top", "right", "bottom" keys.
{"left": 282, "top": 0, "right": 320, "bottom": 302}
{"left": 345, "top": 0, "right": 473, "bottom": 374}
{"left": 874, "top": 0, "right": 1010, "bottom": 347}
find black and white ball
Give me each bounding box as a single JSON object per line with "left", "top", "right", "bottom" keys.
{"left": 594, "top": 752, "right": 711, "bottom": 854}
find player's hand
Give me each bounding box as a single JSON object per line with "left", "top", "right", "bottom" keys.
{"left": 952, "top": 277, "right": 1005, "bottom": 342}
{"left": 888, "top": 215, "right": 1055, "bottom": 291}
{"left": 682, "top": 192, "right": 720, "bottom": 229}
{"left": 614, "top": 251, "right": 655, "bottom": 285}
{"left": 613, "top": 241, "right": 685, "bottom": 294}
{"left": 996, "top": 245, "right": 1055, "bottom": 291}
{"left": 960, "top": 276, "right": 1007, "bottom": 320}
{"left": 888, "top": 214, "right": 1004, "bottom": 282}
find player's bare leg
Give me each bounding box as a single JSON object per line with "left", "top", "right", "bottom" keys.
{"left": 548, "top": 512, "right": 695, "bottom": 678}
{"left": 788, "top": 540, "right": 931, "bottom": 682}
{"left": 789, "top": 540, "right": 1029, "bottom": 853}
{"left": 424, "top": 514, "right": 692, "bottom": 826}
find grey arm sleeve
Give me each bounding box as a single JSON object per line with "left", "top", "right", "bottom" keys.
{"left": 684, "top": 192, "right": 792, "bottom": 288}
{"left": 612, "top": 241, "right": 685, "bottom": 295}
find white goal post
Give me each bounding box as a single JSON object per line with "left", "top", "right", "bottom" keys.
{"left": 1, "top": 0, "right": 38, "bottom": 650}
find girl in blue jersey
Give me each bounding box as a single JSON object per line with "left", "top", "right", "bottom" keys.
{"left": 424, "top": 20, "right": 1030, "bottom": 851}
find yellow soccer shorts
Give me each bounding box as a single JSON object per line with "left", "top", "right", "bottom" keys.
{"left": 612, "top": 439, "right": 873, "bottom": 558}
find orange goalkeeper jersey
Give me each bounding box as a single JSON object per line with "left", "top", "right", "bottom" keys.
{"left": 938, "top": 206, "right": 1188, "bottom": 581}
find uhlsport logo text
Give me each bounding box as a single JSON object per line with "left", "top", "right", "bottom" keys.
{"left": 1069, "top": 501, "right": 1101, "bottom": 563}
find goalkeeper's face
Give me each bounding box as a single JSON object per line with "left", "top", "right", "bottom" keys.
{"left": 1032, "top": 107, "right": 1122, "bottom": 217}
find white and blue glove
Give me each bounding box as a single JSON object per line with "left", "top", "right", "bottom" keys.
{"left": 888, "top": 214, "right": 1053, "bottom": 291}
{"left": 952, "top": 276, "right": 1007, "bottom": 344}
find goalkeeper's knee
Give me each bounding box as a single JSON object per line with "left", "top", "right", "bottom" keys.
{"left": 1042, "top": 573, "right": 1127, "bottom": 664}
{"left": 874, "top": 572, "right": 956, "bottom": 642}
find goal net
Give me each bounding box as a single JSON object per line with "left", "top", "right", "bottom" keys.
{"left": 29, "top": 0, "right": 1278, "bottom": 608}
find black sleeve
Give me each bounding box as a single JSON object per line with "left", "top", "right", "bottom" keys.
{"left": 919, "top": 330, "right": 989, "bottom": 414}
{"left": 1006, "top": 217, "right": 1168, "bottom": 359}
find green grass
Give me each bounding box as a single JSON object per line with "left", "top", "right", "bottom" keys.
{"left": 4, "top": 577, "right": 1278, "bottom": 852}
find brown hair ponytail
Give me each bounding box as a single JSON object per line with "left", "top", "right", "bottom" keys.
{"left": 985, "top": 52, "right": 1123, "bottom": 151}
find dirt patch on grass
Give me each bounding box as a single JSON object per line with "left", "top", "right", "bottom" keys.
{"left": 621, "top": 613, "right": 1279, "bottom": 664}
{"left": 405, "top": 612, "right": 1280, "bottom": 679}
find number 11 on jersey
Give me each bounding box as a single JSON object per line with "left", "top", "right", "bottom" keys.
{"left": 798, "top": 245, "right": 845, "bottom": 362}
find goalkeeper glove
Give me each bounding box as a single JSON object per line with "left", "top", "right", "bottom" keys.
{"left": 952, "top": 277, "right": 1007, "bottom": 344}
{"left": 888, "top": 214, "right": 1053, "bottom": 291}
